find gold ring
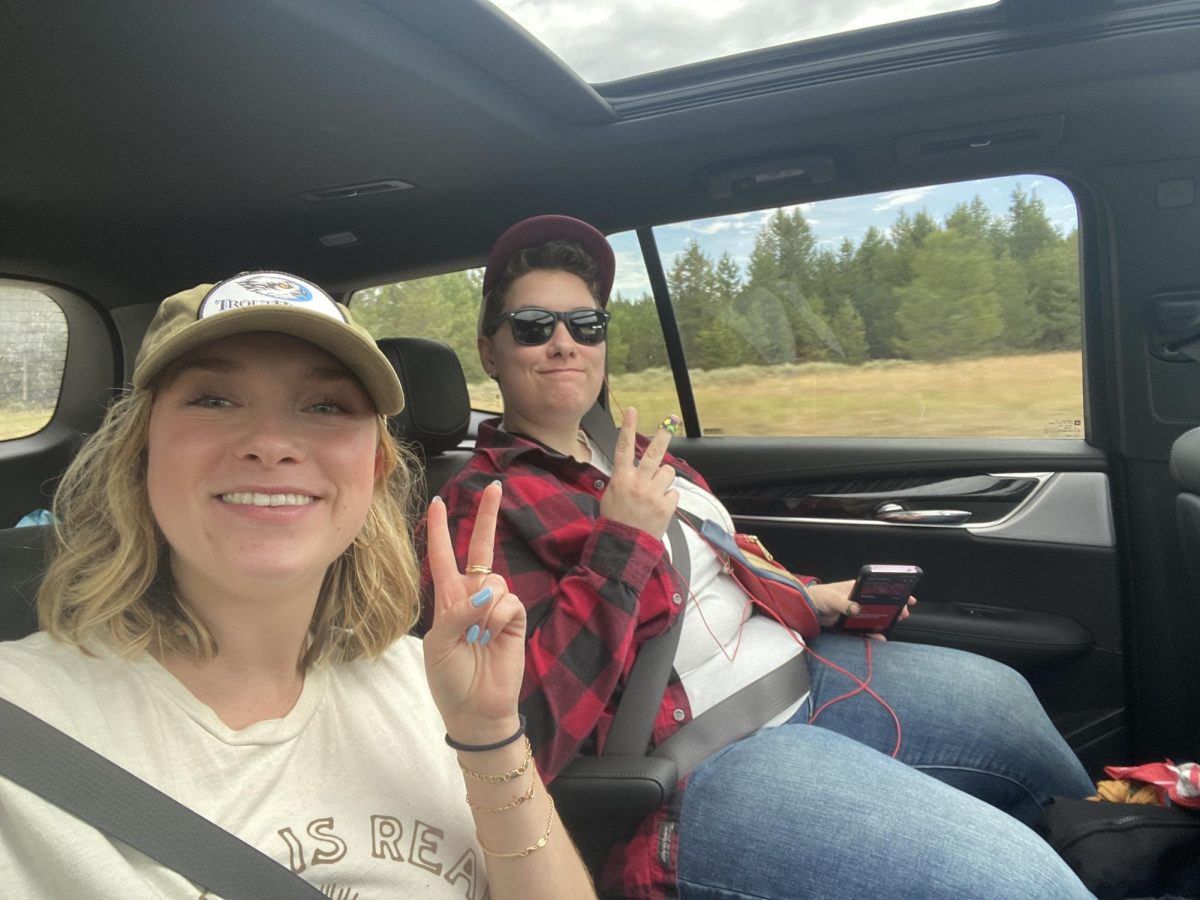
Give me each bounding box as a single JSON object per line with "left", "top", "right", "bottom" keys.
{"left": 465, "top": 564, "right": 492, "bottom": 575}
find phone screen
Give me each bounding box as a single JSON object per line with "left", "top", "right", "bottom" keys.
{"left": 836, "top": 566, "right": 921, "bottom": 634}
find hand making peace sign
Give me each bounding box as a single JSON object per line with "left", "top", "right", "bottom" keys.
{"left": 598, "top": 407, "right": 680, "bottom": 540}
{"left": 423, "top": 481, "right": 528, "bottom": 747}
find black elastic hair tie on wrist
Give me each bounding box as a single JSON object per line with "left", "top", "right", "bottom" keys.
{"left": 445, "top": 714, "right": 527, "bottom": 752}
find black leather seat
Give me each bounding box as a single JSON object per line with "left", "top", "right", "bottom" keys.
{"left": 376, "top": 337, "right": 472, "bottom": 499}
{"left": 1170, "top": 425, "right": 1200, "bottom": 583}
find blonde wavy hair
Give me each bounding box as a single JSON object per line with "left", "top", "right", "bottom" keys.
{"left": 37, "top": 385, "right": 423, "bottom": 668}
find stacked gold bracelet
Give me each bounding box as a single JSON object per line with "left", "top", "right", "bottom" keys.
{"left": 476, "top": 795, "right": 557, "bottom": 859}
{"left": 466, "top": 777, "right": 536, "bottom": 813}
{"left": 458, "top": 735, "right": 554, "bottom": 857}
{"left": 457, "top": 736, "right": 533, "bottom": 783}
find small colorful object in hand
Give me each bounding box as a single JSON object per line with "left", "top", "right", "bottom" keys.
{"left": 661, "top": 415, "right": 680, "bottom": 434}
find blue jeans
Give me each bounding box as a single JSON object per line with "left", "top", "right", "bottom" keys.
{"left": 676, "top": 635, "right": 1096, "bottom": 899}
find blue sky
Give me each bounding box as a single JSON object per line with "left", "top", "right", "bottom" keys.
{"left": 607, "top": 174, "right": 1078, "bottom": 298}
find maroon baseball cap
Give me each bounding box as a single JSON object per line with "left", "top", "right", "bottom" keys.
{"left": 481, "top": 214, "right": 616, "bottom": 304}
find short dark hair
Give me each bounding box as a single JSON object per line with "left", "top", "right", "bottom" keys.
{"left": 480, "top": 239, "right": 602, "bottom": 335}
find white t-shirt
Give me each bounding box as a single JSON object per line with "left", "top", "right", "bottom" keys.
{"left": 582, "top": 433, "right": 808, "bottom": 725}
{"left": 0, "top": 632, "right": 488, "bottom": 900}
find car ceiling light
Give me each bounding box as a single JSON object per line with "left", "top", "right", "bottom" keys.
{"left": 704, "top": 151, "right": 838, "bottom": 200}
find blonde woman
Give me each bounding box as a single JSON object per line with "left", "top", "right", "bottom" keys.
{"left": 0, "top": 271, "right": 594, "bottom": 899}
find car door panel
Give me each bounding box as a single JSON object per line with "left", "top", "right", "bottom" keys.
{"left": 672, "top": 436, "right": 1125, "bottom": 771}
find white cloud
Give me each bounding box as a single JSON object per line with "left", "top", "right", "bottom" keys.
{"left": 489, "top": 0, "right": 990, "bottom": 83}
{"left": 873, "top": 186, "right": 936, "bottom": 211}
{"left": 685, "top": 220, "right": 736, "bottom": 235}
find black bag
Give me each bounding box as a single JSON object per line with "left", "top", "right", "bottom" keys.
{"left": 1038, "top": 797, "right": 1200, "bottom": 899}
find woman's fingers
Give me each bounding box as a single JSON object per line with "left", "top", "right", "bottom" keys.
{"left": 466, "top": 582, "right": 526, "bottom": 645}
{"left": 465, "top": 481, "right": 502, "bottom": 577}
{"left": 649, "top": 463, "right": 677, "bottom": 491}
{"left": 425, "top": 496, "right": 458, "bottom": 601}
{"left": 612, "top": 407, "right": 638, "bottom": 472}
{"left": 426, "top": 482, "right": 503, "bottom": 632}
{"left": 639, "top": 417, "right": 674, "bottom": 470}
{"left": 460, "top": 575, "right": 506, "bottom": 643}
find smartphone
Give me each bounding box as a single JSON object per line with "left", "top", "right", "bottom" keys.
{"left": 834, "top": 564, "right": 922, "bottom": 636}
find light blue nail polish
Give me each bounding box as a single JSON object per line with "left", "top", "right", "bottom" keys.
{"left": 466, "top": 624, "right": 480, "bottom": 643}
{"left": 470, "top": 586, "right": 492, "bottom": 608}
{"left": 481, "top": 629, "right": 492, "bottom": 646}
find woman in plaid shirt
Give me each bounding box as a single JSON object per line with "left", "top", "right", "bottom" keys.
{"left": 432, "top": 215, "right": 1095, "bottom": 900}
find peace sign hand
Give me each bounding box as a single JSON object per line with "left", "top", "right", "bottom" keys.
{"left": 423, "top": 481, "right": 527, "bottom": 746}
{"left": 598, "top": 407, "right": 680, "bottom": 539}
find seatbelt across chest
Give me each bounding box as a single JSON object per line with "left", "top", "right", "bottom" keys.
{"left": 580, "top": 402, "right": 810, "bottom": 775}
{"left": 0, "top": 696, "right": 327, "bottom": 899}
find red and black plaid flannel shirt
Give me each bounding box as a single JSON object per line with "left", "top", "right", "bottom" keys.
{"left": 424, "top": 418, "right": 707, "bottom": 899}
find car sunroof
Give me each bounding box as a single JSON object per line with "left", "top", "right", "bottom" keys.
{"left": 488, "top": 0, "right": 996, "bottom": 83}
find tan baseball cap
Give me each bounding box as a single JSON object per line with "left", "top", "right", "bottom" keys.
{"left": 132, "top": 271, "right": 404, "bottom": 415}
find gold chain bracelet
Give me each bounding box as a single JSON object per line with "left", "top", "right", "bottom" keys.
{"left": 466, "top": 776, "right": 536, "bottom": 813}
{"left": 458, "top": 736, "right": 532, "bottom": 783}
{"left": 477, "top": 795, "right": 556, "bottom": 858}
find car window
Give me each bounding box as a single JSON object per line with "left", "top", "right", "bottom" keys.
{"left": 0, "top": 286, "right": 68, "bottom": 441}
{"left": 355, "top": 177, "right": 1082, "bottom": 441}
{"left": 647, "top": 176, "right": 1084, "bottom": 438}
{"left": 352, "top": 269, "right": 500, "bottom": 411}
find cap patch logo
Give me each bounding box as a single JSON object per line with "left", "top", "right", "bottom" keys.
{"left": 239, "top": 275, "right": 314, "bottom": 303}
{"left": 197, "top": 271, "right": 346, "bottom": 322}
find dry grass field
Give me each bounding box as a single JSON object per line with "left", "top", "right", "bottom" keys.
{"left": 0, "top": 409, "right": 55, "bottom": 443}
{"left": 3, "top": 351, "right": 1083, "bottom": 444}
{"left": 470, "top": 350, "right": 1085, "bottom": 439}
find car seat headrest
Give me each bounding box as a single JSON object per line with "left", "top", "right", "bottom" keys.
{"left": 376, "top": 338, "right": 470, "bottom": 457}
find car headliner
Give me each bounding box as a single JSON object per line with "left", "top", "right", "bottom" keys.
{"left": 2, "top": 0, "right": 1199, "bottom": 306}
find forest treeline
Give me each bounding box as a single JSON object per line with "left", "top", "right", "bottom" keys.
{"left": 352, "top": 187, "right": 1079, "bottom": 382}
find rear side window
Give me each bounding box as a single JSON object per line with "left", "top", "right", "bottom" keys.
{"left": 355, "top": 176, "right": 1083, "bottom": 441}
{"left": 0, "top": 287, "right": 68, "bottom": 441}
{"left": 640, "top": 177, "right": 1084, "bottom": 438}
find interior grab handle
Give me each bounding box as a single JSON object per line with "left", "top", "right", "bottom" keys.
{"left": 875, "top": 503, "right": 972, "bottom": 525}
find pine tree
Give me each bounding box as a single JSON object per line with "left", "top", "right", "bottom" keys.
{"left": 896, "top": 230, "right": 1003, "bottom": 360}
{"left": 826, "top": 295, "right": 869, "bottom": 364}
{"left": 849, "top": 227, "right": 902, "bottom": 359}
{"left": 745, "top": 208, "right": 828, "bottom": 361}
{"left": 667, "top": 240, "right": 718, "bottom": 368}
{"left": 608, "top": 293, "right": 666, "bottom": 374}
{"left": 1007, "top": 186, "right": 1060, "bottom": 262}
{"left": 1026, "top": 231, "right": 1081, "bottom": 350}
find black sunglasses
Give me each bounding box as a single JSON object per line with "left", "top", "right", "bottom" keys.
{"left": 488, "top": 307, "right": 611, "bottom": 346}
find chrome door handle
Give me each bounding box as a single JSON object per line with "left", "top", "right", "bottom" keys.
{"left": 875, "top": 503, "right": 972, "bottom": 525}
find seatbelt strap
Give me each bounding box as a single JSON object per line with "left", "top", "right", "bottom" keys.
{"left": 582, "top": 402, "right": 692, "bottom": 758}
{"left": 579, "top": 403, "right": 811, "bottom": 775}
{"left": 603, "top": 523, "right": 690, "bottom": 757}
{"left": 651, "top": 654, "right": 809, "bottom": 777}
{"left": 0, "top": 696, "right": 327, "bottom": 899}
